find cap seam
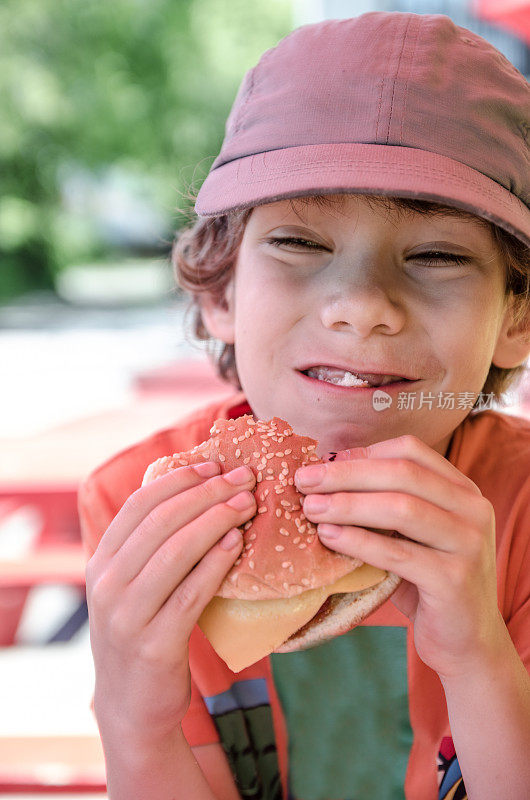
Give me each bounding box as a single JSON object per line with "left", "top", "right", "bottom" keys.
{"left": 385, "top": 13, "right": 414, "bottom": 145}
{"left": 401, "top": 17, "right": 421, "bottom": 147}
{"left": 233, "top": 65, "right": 257, "bottom": 137}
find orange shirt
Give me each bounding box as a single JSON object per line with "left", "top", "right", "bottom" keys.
{"left": 78, "top": 392, "right": 530, "bottom": 800}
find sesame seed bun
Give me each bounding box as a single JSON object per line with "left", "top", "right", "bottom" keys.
{"left": 142, "top": 414, "right": 401, "bottom": 667}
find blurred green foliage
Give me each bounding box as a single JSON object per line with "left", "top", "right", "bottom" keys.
{"left": 0, "top": 0, "right": 292, "bottom": 300}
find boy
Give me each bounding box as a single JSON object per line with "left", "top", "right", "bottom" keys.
{"left": 79, "top": 12, "right": 530, "bottom": 799}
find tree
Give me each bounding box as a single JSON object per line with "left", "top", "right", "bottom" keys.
{"left": 0, "top": 0, "right": 292, "bottom": 299}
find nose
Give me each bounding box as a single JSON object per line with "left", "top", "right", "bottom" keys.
{"left": 319, "top": 269, "right": 407, "bottom": 338}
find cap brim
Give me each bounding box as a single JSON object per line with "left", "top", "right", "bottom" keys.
{"left": 195, "top": 143, "right": 530, "bottom": 249}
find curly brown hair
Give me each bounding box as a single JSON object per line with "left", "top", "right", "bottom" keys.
{"left": 173, "top": 193, "right": 530, "bottom": 407}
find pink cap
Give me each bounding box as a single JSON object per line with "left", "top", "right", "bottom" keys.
{"left": 195, "top": 12, "right": 530, "bottom": 248}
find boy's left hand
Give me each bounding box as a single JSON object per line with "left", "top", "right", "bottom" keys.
{"left": 294, "top": 434, "right": 505, "bottom": 681}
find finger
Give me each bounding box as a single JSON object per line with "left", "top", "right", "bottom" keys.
{"left": 330, "top": 434, "right": 481, "bottom": 494}
{"left": 110, "top": 466, "right": 257, "bottom": 586}
{"left": 151, "top": 527, "right": 244, "bottom": 646}
{"left": 303, "top": 490, "right": 469, "bottom": 552}
{"left": 295, "top": 457, "right": 475, "bottom": 517}
{"left": 316, "top": 522, "right": 449, "bottom": 596}
{"left": 96, "top": 462, "right": 223, "bottom": 559}
{"left": 124, "top": 487, "right": 257, "bottom": 622}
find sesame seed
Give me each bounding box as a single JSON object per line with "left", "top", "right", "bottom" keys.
{"left": 275, "top": 509, "right": 282, "bottom": 518}
{"left": 235, "top": 449, "right": 241, "bottom": 458}
{"left": 244, "top": 522, "right": 253, "bottom": 531}
{"left": 219, "top": 454, "right": 226, "bottom": 462}
{"left": 249, "top": 561, "right": 255, "bottom": 569}
{"left": 302, "top": 447, "right": 307, "bottom": 453}
{"left": 230, "top": 574, "right": 238, "bottom": 583}
{"left": 285, "top": 512, "right": 291, "bottom": 520}
{"left": 276, "top": 452, "right": 284, "bottom": 458}
{"left": 288, "top": 478, "right": 294, "bottom": 485}
{"left": 252, "top": 585, "right": 260, "bottom": 592}
{"left": 281, "top": 461, "right": 288, "bottom": 469}
{"left": 245, "top": 543, "right": 252, "bottom": 550}
{"left": 301, "top": 578, "right": 310, "bottom": 586}
{"left": 267, "top": 468, "right": 274, "bottom": 475}
{"left": 266, "top": 452, "right": 275, "bottom": 460}
{"left": 228, "top": 425, "right": 235, "bottom": 431}
{"left": 265, "top": 476, "right": 274, "bottom": 480}
{"left": 244, "top": 456, "right": 250, "bottom": 464}
{"left": 275, "top": 545, "right": 285, "bottom": 552}
{"left": 279, "top": 528, "right": 290, "bottom": 536}
{"left": 281, "top": 561, "right": 292, "bottom": 569}
{"left": 249, "top": 533, "right": 256, "bottom": 541}
{"left": 257, "top": 472, "right": 263, "bottom": 482}
{"left": 258, "top": 506, "right": 267, "bottom": 514}
{"left": 253, "top": 452, "right": 261, "bottom": 458}
{"left": 178, "top": 459, "right": 187, "bottom": 466}
{"left": 280, "top": 500, "right": 291, "bottom": 507}
{"left": 299, "top": 525, "right": 306, "bottom": 533}
{"left": 298, "top": 543, "right": 307, "bottom": 549}
{"left": 293, "top": 536, "right": 300, "bottom": 544}
{"left": 284, "top": 449, "right": 292, "bottom": 455}
{"left": 247, "top": 419, "right": 257, "bottom": 426}
{"left": 235, "top": 558, "right": 242, "bottom": 565}
{"left": 275, "top": 487, "right": 285, "bottom": 494}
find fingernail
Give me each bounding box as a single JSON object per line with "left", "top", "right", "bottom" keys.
{"left": 303, "top": 494, "right": 330, "bottom": 513}
{"left": 318, "top": 524, "right": 341, "bottom": 539}
{"left": 220, "top": 528, "right": 242, "bottom": 550}
{"left": 225, "top": 466, "right": 253, "bottom": 485}
{"left": 192, "top": 461, "right": 220, "bottom": 477}
{"left": 226, "top": 490, "right": 255, "bottom": 510}
{"left": 295, "top": 464, "right": 325, "bottom": 487}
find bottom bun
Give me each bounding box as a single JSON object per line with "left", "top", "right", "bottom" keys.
{"left": 274, "top": 571, "right": 402, "bottom": 653}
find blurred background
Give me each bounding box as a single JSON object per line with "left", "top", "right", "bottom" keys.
{"left": 1, "top": 0, "right": 529, "bottom": 796}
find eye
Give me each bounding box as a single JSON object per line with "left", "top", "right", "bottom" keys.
{"left": 265, "top": 236, "right": 327, "bottom": 251}
{"left": 412, "top": 251, "right": 471, "bottom": 267}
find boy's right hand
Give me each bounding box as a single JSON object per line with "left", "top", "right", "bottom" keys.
{"left": 85, "top": 461, "right": 256, "bottom": 747}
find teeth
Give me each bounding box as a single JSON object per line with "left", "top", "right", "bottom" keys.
{"left": 306, "top": 367, "right": 402, "bottom": 387}
{"left": 307, "top": 367, "right": 369, "bottom": 386}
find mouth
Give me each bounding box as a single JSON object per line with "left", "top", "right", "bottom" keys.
{"left": 298, "top": 365, "right": 417, "bottom": 389}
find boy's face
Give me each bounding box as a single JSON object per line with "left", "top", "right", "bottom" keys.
{"left": 202, "top": 195, "right": 525, "bottom": 457}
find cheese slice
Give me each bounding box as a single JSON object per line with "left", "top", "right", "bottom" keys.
{"left": 198, "top": 563, "right": 386, "bottom": 672}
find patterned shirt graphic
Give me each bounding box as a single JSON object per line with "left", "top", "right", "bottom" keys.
{"left": 437, "top": 738, "right": 467, "bottom": 800}
{"left": 204, "top": 678, "right": 282, "bottom": 800}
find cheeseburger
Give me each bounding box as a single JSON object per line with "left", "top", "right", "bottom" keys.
{"left": 142, "top": 414, "right": 401, "bottom": 672}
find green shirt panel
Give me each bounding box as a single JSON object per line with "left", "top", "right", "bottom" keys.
{"left": 269, "top": 626, "right": 412, "bottom": 800}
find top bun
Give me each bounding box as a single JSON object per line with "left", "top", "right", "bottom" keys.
{"left": 142, "top": 414, "right": 363, "bottom": 601}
